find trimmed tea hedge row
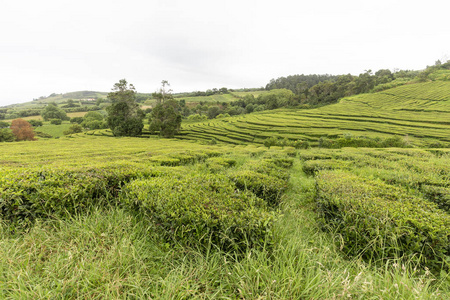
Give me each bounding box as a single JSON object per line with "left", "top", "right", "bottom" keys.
{"left": 315, "top": 170, "right": 450, "bottom": 271}
{"left": 122, "top": 174, "right": 275, "bottom": 252}
{"left": 229, "top": 156, "right": 293, "bottom": 206}
{"left": 148, "top": 149, "right": 222, "bottom": 166}
{"left": 0, "top": 165, "right": 165, "bottom": 225}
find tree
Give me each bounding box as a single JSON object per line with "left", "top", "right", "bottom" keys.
{"left": 41, "top": 104, "right": 69, "bottom": 121}
{"left": 207, "top": 106, "right": 221, "bottom": 119}
{"left": 82, "top": 111, "right": 106, "bottom": 130}
{"left": 63, "top": 124, "right": 83, "bottom": 135}
{"left": 106, "top": 79, "right": 145, "bottom": 136}
{"left": 152, "top": 80, "right": 173, "bottom": 104}
{"left": 149, "top": 99, "right": 182, "bottom": 137}
{"left": 10, "top": 119, "right": 36, "bottom": 141}
{"left": 28, "top": 120, "right": 43, "bottom": 127}
{"left": 0, "top": 128, "right": 14, "bottom": 142}
{"left": 50, "top": 119, "right": 62, "bottom": 125}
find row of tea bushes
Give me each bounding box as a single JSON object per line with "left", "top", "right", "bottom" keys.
{"left": 148, "top": 149, "right": 223, "bottom": 166}
{"left": 0, "top": 143, "right": 294, "bottom": 253}
{"left": 229, "top": 156, "right": 293, "bottom": 206}
{"left": 298, "top": 148, "right": 450, "bottom": 271}
{"left": 122, "top": 174, "right": 275, "bottom": 252}
{"left": 0, "top": 164, "right": 169, "bottom": 225}
{"left": 316, "top": 170, "right": 450, "bottom": 271}
{"left": 122, "top": 153, "right": 294, "bottom": 251}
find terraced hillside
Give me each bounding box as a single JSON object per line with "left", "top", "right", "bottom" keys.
{"left": 179, "top": 79, "right": 450, "bottom": 146}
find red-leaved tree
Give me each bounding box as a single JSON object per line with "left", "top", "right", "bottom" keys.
{"left": 10, "top": 119, "right": 36, "bottom": 141}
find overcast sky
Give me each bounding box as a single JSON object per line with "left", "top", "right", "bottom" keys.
{"left": 1, "top": 0, "right": 449, "bottom": 106}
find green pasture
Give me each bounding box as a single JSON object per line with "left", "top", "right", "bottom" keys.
{"left": 230, "top": 90, "right": 270, "bottom": 98}
{"left": 34, "top": 122, "right": 73, "bottom": 138}
{"left": 177, "top": 93, "right": 238, "bottom": 104}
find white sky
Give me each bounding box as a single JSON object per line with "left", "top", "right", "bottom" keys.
{"left": 1, "top": 0, "right": 449, "bottom": 106}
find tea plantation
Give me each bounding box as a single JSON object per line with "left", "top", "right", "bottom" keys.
{"left": 179, "top": 79, "right": 450, "bottom": 147}
{"left": 2, "top": 71, "right": 450, "bottom": 298}
{"left": 0, "top": 134, "right": 449, "bottom": 298}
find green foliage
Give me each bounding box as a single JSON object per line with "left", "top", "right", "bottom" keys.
{"left": 122, "top": 174, "right": 274, "bottom": 252}
{"left": 180, "top": 75, "right": 450, "bottom": 147}
{"left": 70, "top": 116, "right": 84, "bottom": 124}
{"left": 0, "top": 128, "right": 15, "bottom": 142}
{"left": 149, "top": 99, "right": 182, "bottom": 137}
{"left": 28, "top": 120, "right": 43, "bottom": 127}
{"left": 315, "top": 170, "right": 450, "bottom": 271}
{"left": 81, "top": 111, "right": 106, "bottom": 130}
{"left": 0, "top": 165, "right": 158, "bottom": 225}
{"left": 187, "top": 113, "right": 207, "bottom": 121}
{"left": 257, "top": 89, "right": 296, "bottom": 109}
{"left": 63, "top": 124, "right": 83, "bottom": 135}
{"left": 83, "top": 111, "right": 104, "bottom": 121}
{"left": 50, "top": 118, "right": 62, "bottom": 125}
{"left": 205, "top": 156, "right": 236, "bottom": 172}
{"left": 263, "top": 136, "right": 278, "bottom": 148}
{"left": 298, "top": 147, "right": 450, "bottom": 271}
{"left": 0, "top": 121, "right": 10, "bottom": 128}
{"left": 148, "top": 150, "right": 221, "bottom": 166}
{"left": 231, "top": 170, "right": 287, "bottom": 206}
{"left": 422, "top": 185, "right": 450, "bottom": 212}
{"left": 0, "top": 135, "right": 449, "bottom": 297}
{"left": 41, "top": 104, "right": 69, "bottom": 121}
{"left": 317, "top": 135, "right": 411, "bottom": 149}
{"left": 106, "top": 79, "right": 145, "bottom": 137}
{"left": 230, "top": 158, "right": 292, "bottom": 206}
{"left": 264, "top": 136, "right": 310, "bottom": 149}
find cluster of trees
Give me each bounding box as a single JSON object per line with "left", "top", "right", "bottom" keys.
{"left": 183, "top": 89, "right": 296, "bottom": 120}
{"left": 264, "top": 68, "right": 424, "bottom": 105}
{"left": 0, "top": 119, "right": 36, "bottom": 142}
{"left": 177, "top": 87, "right": 230, "bottom": 98}
{"left": 105, "top": 79, "right": 181, "bottom": 138}
{"left": 70, "top": 111, "right": 107, "bottom": 130}
{"left": 0, "top": 108, "right": 41, "bottom": 120}
{"left": 41, "top": 103, "right": 70, "bottom": 121}
{"left": 0, "top": 109, "right": 6, "bottom": 120}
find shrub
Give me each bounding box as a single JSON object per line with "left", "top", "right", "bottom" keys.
{"left": 292, "top": 140, "right": 310, "bottom": 149}
{"left": 316, "top": 170, "right": 450, "bottom": 271}
{"left": 421, "top": 185, "right": 450, "bottom": 212}
{"left": 63, "top": 124, "right": 83, "bottom": 135}
{"left": 0, "top": 165, "right": 159, "bottom": 225}
{"left": 122, "top": 174, "right": 274, "bottom": 252}
{"left": 0, "top": 128, "right": 15, "bottom": 142}
{"left": 206, "top": 157, "right": 236, "bottom": 172}
{"left": 230, "top": 170, "right": 288, "bottom": 206}
{"left": 50, "top": 119, "right": 62, "bottom": 125}
{"left": 28, "top": 120, "right": 43, "bottom": 127}
{"left": 70, "top": 117, "right": 84, "bottom": 124}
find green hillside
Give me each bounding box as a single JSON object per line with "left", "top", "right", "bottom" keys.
{"left": 179, "top": 78, "right": 450, "bottom": 147}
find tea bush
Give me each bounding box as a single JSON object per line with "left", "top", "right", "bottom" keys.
{"left": 316, "top": 170, "right": 450, "bottom": 271}
{"left": 0, "top": 165, "right": 162, "bottom": 225}
{"left": 122, "top": 174, "right": 275, "bottom": 252}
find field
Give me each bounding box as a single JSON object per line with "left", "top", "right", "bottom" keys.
{"left": 0, "top": 135, "right": 449, "bottom": 298}
{"left": 179, "top": 80, "right": 450, "bottom": 147}
{"left": 1, "top": 72, "right": 450, "bottom": 298}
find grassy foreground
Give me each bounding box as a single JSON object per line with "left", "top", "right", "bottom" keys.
{"left": 0, "top": 136, "right": 449, "bottom": 298}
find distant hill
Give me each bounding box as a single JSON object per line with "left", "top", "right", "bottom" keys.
{"left": 179, "top": 71, "right": 450, "bottom": 147}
